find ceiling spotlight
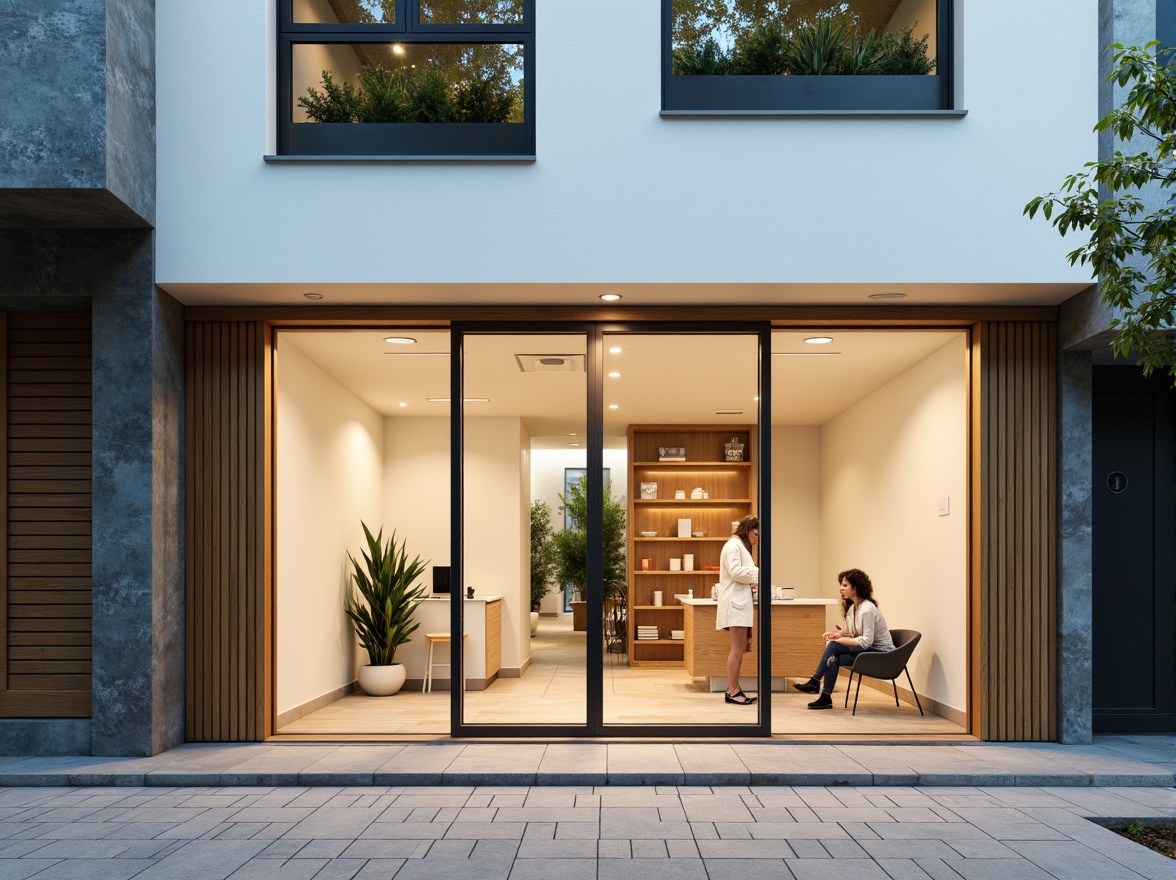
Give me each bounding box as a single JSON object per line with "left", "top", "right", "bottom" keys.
{"left": 869, "top": 292, "right": 907, "bottom": 300}
{"left": 608, "top": 372, "right": 621, "bottom": 378}
{"left": 804, "top": 336, "right": 834, "bottom": 345}
{"left": 398, "top": 402, "right": 407, "bottom": 408}
{"left": 753, "top": 396, "right": 760, "bottom": 402}
{"left": 609, "top": 346, "right": 622, "bottom": 354}
{"left": 303, "top": 292, "right": 324, "bottom": 300}
{"left": 384, "top": 336, "right": 416, "bottom": 345}
{"left": 599, "top": 293, "right": 622, "bottom": 302}
{"left": 608, "top": 404, "right": 619, "bottom": 409}
{"left": 569, "top": 442, "right": 580, "bottom": 447}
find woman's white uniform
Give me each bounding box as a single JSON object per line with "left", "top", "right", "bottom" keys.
{"left": 715, "top": 534, "right": 757, "bottom": 630}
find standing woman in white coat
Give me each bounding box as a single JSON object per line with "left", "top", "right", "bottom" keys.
{"left": 717, "top": 515, "right": 759, "bottom": 705}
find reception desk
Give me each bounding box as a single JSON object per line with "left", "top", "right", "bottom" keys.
{"left": 678, "top": 596, "right": 836, "bottom": 690}
{"left": 398, "top": 596, "right": 502, "bottom": 691}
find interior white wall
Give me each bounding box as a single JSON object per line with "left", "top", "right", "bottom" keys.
{"left": 769, "top": 427, "right": 822, "bottom": 596}
{"left": 275, "top": 338, "right": 384, "bottom": 715}
{"left": 463, "top": 417, "right": 531, "bottom": 672}
{"left": 157, "top": 0, "right": 1096, "bottom": 293}
{"left": 819, "top": 337, "right": 968, "bottom": 712}
{"left": 383, "top": 416, "right": 451, "bottom": 579}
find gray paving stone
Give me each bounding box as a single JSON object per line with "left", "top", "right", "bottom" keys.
{"left": 788, "top": 839, "right": 832, "bottom": 859}
{"left": 536, "top": 746, "right": 607, "bottom": 785}
{"left": 393, "top": 854, "right": 510, "bottom": 880}
{"left": 697, "top": 839, "right": 797, "bottom": 858}
{"left": 441, "top": 822, "right": 527, "bottom": 839}
{"left": 0, "top": 859, "right": 64, "bottom": 880}
{"left": 423, "top": 839, "right": 474, "bottom": 859}
{"left": 821, "top": 839, "right": 870, "bottom": 858}
{"left": 597, "top": 839, "right": 630, "bottom": 858}
{"left": 223, "top": 858, "right": 328, "bottom": 879}
{"left": 472, "top": 840, "right": 520, "bottom": 860}
{"left": 667, "top": 838, "right": 700, "bottom": 858}
{"left": 873, "top": 859, "right": 936, "bottom": 879}
{"left": 339, "top": 839, "right": 432, "bottom": 859}
{"left": 284, "top": 808, "right": 382, "bottom": 840}
{"left": 701, "top": 858, "right": 797, "bottom": 880}
{"left": 352, "top": 859, "right": 408, "bottom": 878}
{"left": 313, "top": 860, "right": 366, "bottom": 880}
{"left": 789, "top": 860, "right": 892, "bottom": 879}
{"left": 838, "top": 822, "right": 882, "bottom": 840}
{"left": 859, "top": 840, "right": 960, "bottom": 859}
{"left": 606, "top": 745, "right": 684, "bottom": 785}
{"left": 515, "top": 839, "right": 597, "bottom": 858}
{"left": 373, "top": 746, "right": 467, "bottom": 786}
{"left": 733, "top": 746, "right": 872, "bottom": 785}
{"left": 553, "top": 823, "right": 598, "bottom": 839}
{"left": 598, "top": 857, "right": 709, "bottom": 879}
{"left": 10, "top": 859, "right": 155, "bottom": 880}
{"left": 507, "top": 859, "right": 598, "bottom": 880}
{"left": 944, "top": 839, "right": 1019, "bottom": 858}
{"left": 1007, "top": 837, "right": 1176, "bottom": 880}
{"left": 679, "top": 794, "right": 754, "bottom": 823}
{"left": 31, "top": 839, "right": 136, "bottom": 859}
{"left": 714, "top": 823, "right": 753, "bottom": 839}
{"left": 631, "top": 838, "right": 669, "bottom": 857}
{"left": 293, "top": 839, "right": 350, "bottom": 858}
{"left": 938, "top": 858, "right": 1054, "bottom": 879}
{"left": 493, "top": 807, "right": 598, "bottom": 823}
{"left": 672, "top": 744, "right": 751, "bottom": 785}
{"left": 813, "top": 808, "right": 894, "bottom": 823}
{"left": 444, "top": 745, "right": 547, "bottom": 786}
{"left": 599, "top": 817, "right": 694, "bottom": 839}
{"left": 869, "top": 823, "right": 992, "bottom": 841}
{"left": 129, "top": 839, "right": 270, "bottom": 879}
{"left": 749, "top": 823, "right": 850, "bottom": 840}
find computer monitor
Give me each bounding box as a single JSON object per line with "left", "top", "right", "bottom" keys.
{"left": 432, "top": 565, "right": 451, "bottom": 596}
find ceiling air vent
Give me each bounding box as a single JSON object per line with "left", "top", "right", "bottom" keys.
{"left": 514, "top": 353, "right": 586, "bottom": 373}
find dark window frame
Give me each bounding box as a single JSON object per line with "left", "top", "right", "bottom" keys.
{"left": 277, "top": 0, "right": 535, "bottom": 159}
{"left": 661, "top": 0, "right": 959, "bottom": 116}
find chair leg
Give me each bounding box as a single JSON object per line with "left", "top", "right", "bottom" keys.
{"left": 844, "top": 674, "right": 853, "bottom": 708}
{"left": 851, "top": 676, "right": 862, "bottom": 715}
{"left": 892, "top": 680, "right": 900, "bottom": 707}
{"left": 904, "top": 668, "right": 924, "bottom": 715}
{"left": 423, "top": 642, "right": 432, "bottom": 693}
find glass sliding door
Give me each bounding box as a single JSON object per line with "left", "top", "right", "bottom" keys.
{"left": 600, "top": 329, "right": 768, "bottom": 733}
{"left": 455, "top": 329, "right": 591, "bottom": 732}
{"left": 452, "top": 323, "right": 769, "bottom": 737}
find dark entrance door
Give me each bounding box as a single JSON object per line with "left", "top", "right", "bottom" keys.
{"left": 1092, "top": 366, "right": 1176, "bottom": 733}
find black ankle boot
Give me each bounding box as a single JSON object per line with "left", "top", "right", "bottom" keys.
{"left": 792, "top": 677, "right": 820, "bottom": 694}
{"left": 807, "top": 694, "right": 833, "bottom": 709}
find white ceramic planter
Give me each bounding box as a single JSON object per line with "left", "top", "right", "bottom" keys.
{"left": 530, "top": 611, "right": 539, "bottom": 636}
{"left": 358, "top": 663, "right": 407, "bottom": 696}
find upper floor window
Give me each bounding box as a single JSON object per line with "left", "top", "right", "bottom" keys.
{"left": 279, "top": 1, "right": 534, "bottom": 158}
{"left": 662, "top": 0, "right": 957, "bottom": 115}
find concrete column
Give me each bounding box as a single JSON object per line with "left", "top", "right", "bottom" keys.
{"left": 1057, "top": 351, "right": 1093, "bottom": 743}
{"left": 90, "top": 233, "right": 186, "bottom": 757}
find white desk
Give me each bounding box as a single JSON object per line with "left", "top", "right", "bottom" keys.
{"left": 397, "top": 596, "right": 502, "bottom": 691}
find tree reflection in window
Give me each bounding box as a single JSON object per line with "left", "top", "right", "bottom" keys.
{"left": 419, "top": 0, "right": 525, "bottom": 26}
{"left": 671, "top": 0, "right": 935, "bottom": 76}
{"left": 298, "top": 43, "right": 524, "bottom": 123}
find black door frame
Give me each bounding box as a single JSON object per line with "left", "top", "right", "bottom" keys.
{"left": 449, "top": 320, "right": 772, "bottom": 738}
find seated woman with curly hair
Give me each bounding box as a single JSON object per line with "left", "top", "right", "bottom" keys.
{"left": 792, "top": 568, "right": 894, "bottom": 710}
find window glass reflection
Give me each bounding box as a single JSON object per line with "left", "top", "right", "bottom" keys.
{"left": 293, "top": 0, "right": 396, "bottom": 24}
{"left": 292, "top": 43, "right": 524, "bottom": 123}
{"left": 420, "top": 0, "right": 525, "bottom": 26}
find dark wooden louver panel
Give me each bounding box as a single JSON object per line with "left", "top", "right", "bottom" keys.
{"left": 976, "top": 321, "right": 1057, "bottom": 741}
{"left": 185, "top": 322, "right": 271, "bottom": 741}
{"left": 0, "top": 312, "right": 93, "bottom": 717}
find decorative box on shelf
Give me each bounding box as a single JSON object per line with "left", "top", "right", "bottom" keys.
{"left": 658, "top": 446, "right": 686, "bottom": 461}
{"left": 640, "top": 482, "right": 658, "bottom": 499}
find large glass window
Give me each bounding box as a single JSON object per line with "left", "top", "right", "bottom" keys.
{"left": 279, "top": 0, "right": 534, "bottom": 157}
{"left": 662, "top": 0, "right": 956, "bottom": 114}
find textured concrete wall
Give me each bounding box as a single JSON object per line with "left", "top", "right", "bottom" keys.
{"left": 0, "top": 721, "right": 91, "bottom": 757}
{"left": 1057, "top": 351, "right": 1094, "bottom": 744}
{"left": 91, "top": 236, "right": 185, "bottom": 757}
{"left": 0, "top": 0, "right": 155, "bottom": 226}
{"left": 0, "top": 1, "right": 107, "bottom": 189}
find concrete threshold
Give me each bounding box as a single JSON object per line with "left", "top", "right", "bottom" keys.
{"left": 0, "top": 736, "right": 1170, "bottom": 789}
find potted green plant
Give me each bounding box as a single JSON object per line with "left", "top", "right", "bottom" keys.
{"left": 344, "top": 522, "right": 429, "bottom": 695}
{"left": 551, "top": 475, "right": 628, "bottom": 651}
{"left": 529, "top": 500, "right": 559, "bottom": 636}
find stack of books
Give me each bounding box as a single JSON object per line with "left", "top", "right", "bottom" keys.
{"left": 669, "top": 629, "right": 685, "bottom": 640}
{"left": 636, "top": 626, "right": 660, "bottom": 640}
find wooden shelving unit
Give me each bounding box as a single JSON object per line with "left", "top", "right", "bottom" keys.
{"left": 627, "top": 425, "right": 755, "bottom": 667}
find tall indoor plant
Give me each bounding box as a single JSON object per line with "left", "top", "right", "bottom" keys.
{"left": 551, "top": 475, "right": 628, "bottom": 651}
{"left": 344, "top": 522, "right": 428, "bottom": 695}
{"left": 529, "top": 500, "right": 558, "bottom": 635}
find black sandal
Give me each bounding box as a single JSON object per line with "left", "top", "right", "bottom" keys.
{"left": 724, "top": 689, "right": 757, "bottom": 705}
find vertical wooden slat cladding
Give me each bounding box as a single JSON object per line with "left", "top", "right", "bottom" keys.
{"left": 185, "top": 322, "right": 270, "bottom": 741}
{"left": 975, "top": 321, "right": 1057, "bottom": 741}
{"left": 1, "top": 312, "right": 93, "bottom": 718}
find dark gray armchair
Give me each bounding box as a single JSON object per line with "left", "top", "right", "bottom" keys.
{"left": 844, "top": 628, "right": 924, "bottom": 716}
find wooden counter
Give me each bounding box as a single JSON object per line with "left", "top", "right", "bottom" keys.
{"left": 679, "top": 597, "right": 836, "bottom": 681}
{"left": 400, "top": 596, "right": 502, "bottom": 690}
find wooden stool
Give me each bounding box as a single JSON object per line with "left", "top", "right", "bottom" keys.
{"left": 422, "top": 633, "right": 468, "bottom": 692}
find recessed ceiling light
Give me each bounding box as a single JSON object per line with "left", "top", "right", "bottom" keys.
{"left": 303, "top": 292, "right": 324, "bottom": 300}
{"left": 569, "top": 442, "right": 580, "bottom": 447}
{"left": 753, "top": 396, "right": 760, "bottom": 402}
{"left": 804, "top": 336, "right": 834, "bottom": 345}
{"left": 384, "top": 336, "right": 417, "bottom": 345}
{"left": 600, "top": 293, "right": 622, "bottom": 302}
{"left": 608, "top": 404, "right": 619, "bottom": 409}
{"left": 398, "top": 402, "right": 407, "bottom": 408}
{"left": 609, "top": 346, "right": 622, "bottom": 354}
{"left": 608, "top": 372, "right": 621, "bottom": 378}
{"left": 569, "top": 432, "right": 578, "bottom": 436}
{"left": 869, "top": 292, "right": 907, "bottom": 300}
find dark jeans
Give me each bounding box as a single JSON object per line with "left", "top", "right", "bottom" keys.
{"left": 813, "top": 642, "right": 883, "bottom": 695}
